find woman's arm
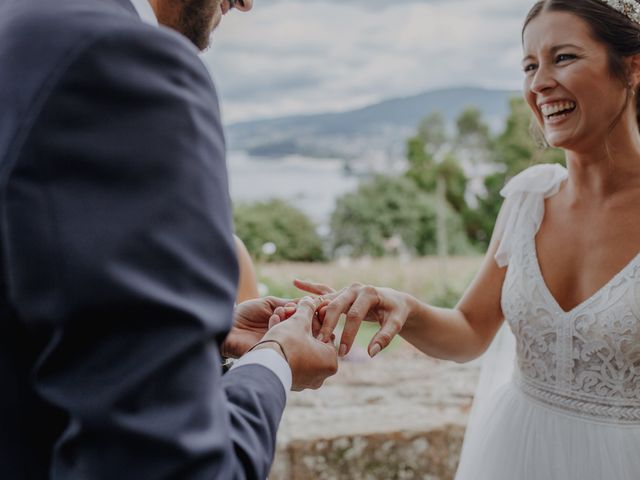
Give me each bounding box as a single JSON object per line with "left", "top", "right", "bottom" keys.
{"left": 400, "top": 231, "right": 506, "bottom": 363}
{"left": 297, "top": 202, "right": 509, "bottom": 363}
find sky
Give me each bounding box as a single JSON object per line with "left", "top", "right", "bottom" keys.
{"left": 201, "top": 0, "right": 536, "bottom": 124}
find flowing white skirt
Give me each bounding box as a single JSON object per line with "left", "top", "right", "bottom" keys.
{"left": 455, "top": 381, "right": 640, "bottom": 480}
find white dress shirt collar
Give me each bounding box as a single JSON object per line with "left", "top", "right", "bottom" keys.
{"left": 129, "top": 0, "right": 159, "bottom": 26}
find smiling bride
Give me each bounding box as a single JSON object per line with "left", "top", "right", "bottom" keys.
{"left": 295, "top": 1, "right": 640, "bottom": 478}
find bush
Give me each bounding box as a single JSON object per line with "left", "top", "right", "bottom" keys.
{"left": 233, "top": 199, "right": 325, "bottom": 262}
{"left": 330, "top": 175, "right": 474, "bottom": 258}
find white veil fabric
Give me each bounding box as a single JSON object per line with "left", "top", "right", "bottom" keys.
{"left": 457, "top": 321, "right": 515, "bottom": 463}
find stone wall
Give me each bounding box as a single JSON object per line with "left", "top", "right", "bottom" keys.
{"left": 270, "top": 345, "right": 480, "bottom": 479}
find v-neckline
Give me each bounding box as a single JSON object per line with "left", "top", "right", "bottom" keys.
{"left": 530, "top": 237, "right": 640, "bottom": 316}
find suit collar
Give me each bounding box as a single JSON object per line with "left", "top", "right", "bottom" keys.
{"left": 106, "top": 0, "right": 138, "bottom": 16}
{"left": 128, "top": 0, "right": 159, "bottom": 26}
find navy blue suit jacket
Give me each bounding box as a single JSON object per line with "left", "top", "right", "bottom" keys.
{"left": 0, "top": 0, "right": 286, "bottom": 478}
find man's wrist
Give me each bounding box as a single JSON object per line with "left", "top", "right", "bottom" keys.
{"left": 249, "top": 339, "right": 288, "bottom": 363}
{"left": 229, "top": 341, "right": 293, "bottom": 392}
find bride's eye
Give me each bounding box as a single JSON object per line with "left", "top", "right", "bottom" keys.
{"left": 555, "top": 53, "right": 577, "bottom": 64}
{"left": 523, "top": 63, "right": 537, "bottom": 74}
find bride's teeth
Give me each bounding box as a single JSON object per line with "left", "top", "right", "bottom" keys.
{"left": 541, "top": 101, "right": 576, "bottom": 117}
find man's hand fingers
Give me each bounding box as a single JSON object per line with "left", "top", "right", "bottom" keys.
{"left": 268, "top": 314, "right": 281, "bottom": 329}
{"left": 339, "top": 287, "right": 378, "bottom": 357}
{"left": 265, "top": 296, "right": 294, "bottom": 309}
{"left": 368, "top": 314, "right": 403, "bottom": 357}
{"left": 273, "top": 306, "right": 286, "bottom": 321}
{"left": 293, "top": 278, "right": 335, "bottom": 295}
{"left": 290, "top": 297, "right": 321, "bottom": 331}
{"left": 288, "top": 325, "right": 339, "bottom": 391}
{"left": 309, "top": 337, "right": 339, "bottom": 371}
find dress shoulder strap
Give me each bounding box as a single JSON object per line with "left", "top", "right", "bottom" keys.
{"left": 494, "top": 163, "right": 567, "bottom": 267}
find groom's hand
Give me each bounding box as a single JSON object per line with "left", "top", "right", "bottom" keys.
{"left": 257, "top": 297, "right": 339, "bottom": 391}
{"left": 222, "top": 297, "right": 296, "bottom": 359}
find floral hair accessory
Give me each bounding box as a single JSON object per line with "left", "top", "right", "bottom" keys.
{"left": 599, "top": 0, "right": 640, "bottom": 24}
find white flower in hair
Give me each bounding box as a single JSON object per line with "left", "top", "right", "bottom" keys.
{"left": 600, "top": 0, "right": 640, "bottom": 24}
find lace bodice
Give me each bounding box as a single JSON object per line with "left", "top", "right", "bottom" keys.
{"left": 498, "top": 164, "right": 640, "bottom": 424}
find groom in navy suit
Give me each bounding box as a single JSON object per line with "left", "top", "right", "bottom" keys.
{"left": 0, "top": 0, "right": 338, "bottom": 478}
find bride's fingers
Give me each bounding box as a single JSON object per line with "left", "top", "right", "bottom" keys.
{"left": 339, "top": 291, "right": 379, "bottom": 357}
{"left": 368, "top": 314, "right": 403, "bottom": 357}
{"left": 283, "top": 304, "right": 297, "bottom": 319}
{"left": 317, "top": 288, "right": 358, "bottom": 342}
{"left": 312, "top": 311, "right": 322, "bottom": 337}
{"left": 293, "top": 278, "right": 335, "bottom": 295}
{"left": 312, "top": 311, "right": 337, "bottom": 343}
{"left": 318, "top": 305, "right": 328, "bottom": 322}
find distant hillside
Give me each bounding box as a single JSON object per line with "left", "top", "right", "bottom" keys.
{"left": 225, "top": 87, "right": 519, "bottom": 159}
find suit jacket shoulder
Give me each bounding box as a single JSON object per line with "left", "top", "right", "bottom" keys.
{"left": 0, "top": 0, "right": 211, "bottom": 167}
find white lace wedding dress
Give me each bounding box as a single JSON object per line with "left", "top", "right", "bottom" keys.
{"left": 455, "top": 164, "right": 640, "bottom": 479}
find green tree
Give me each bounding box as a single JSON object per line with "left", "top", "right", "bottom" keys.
{"left": 466, "top": 97, "right": 565, "bottom": 247}
{"left": 417, "top": 111, "right": 447, "bottom": 155}
{"left": 405, "top": 113, "right": 442, "bottom": 192}
{"left": 406, "top": 135, "right": 436, "bottom": 192}
{"left": 330, "top": 175, "right": 473, "bottom": 258}
{"left": 456, "top": 107, "right": 492, "bottom": 153}
{"left": 233, "top": 199, "right": 325, "bottom": 262}
{"left": 453, "top": 109, "right": 497, "bottom": 246}
{"left": 455, "top": 107, "right": 494, "bottom": 179}
{"left": 405, "top": 112, "right": 468, "bottom": 214}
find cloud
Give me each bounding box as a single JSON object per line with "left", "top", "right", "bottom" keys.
{"left": 201, "top": 0, "right": 534, "bottom": 123}
{"left": 266, "top": 0, "right": 461, "bottom": 8}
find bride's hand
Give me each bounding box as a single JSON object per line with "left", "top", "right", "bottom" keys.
{"left": 294, "top": 279, "right": 413, "bottom": 358}
{"left": 293, "top": 278, "right": 335, "bottom": 296}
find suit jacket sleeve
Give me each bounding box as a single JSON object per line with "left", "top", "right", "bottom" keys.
{"left": 3, "top": 25, "right": 285, "bottom": 480}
